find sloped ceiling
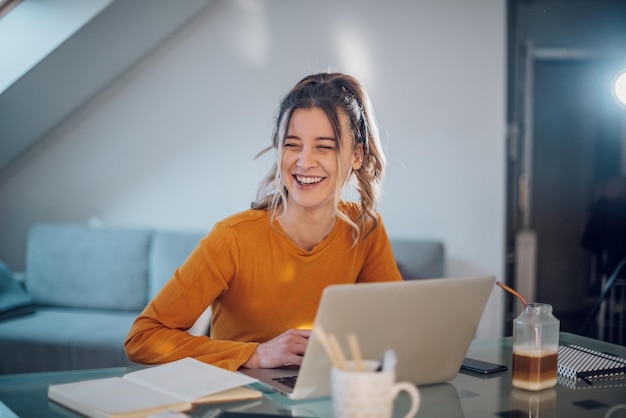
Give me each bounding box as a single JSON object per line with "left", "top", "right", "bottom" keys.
{"left": 0, "top": 0, "right": 214, "bottom": 173}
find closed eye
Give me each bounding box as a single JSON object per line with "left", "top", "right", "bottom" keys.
{"left": 317, "top": 138, "right": 337, "bottom": 150}
{"left": 283, "top": 138, "right": 301, "bottom": 149}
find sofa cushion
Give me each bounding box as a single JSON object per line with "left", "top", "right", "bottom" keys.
{"left": 0, "top": 261, "right": 35, "bottom": 320}
{"left": 0, "top": 307, "right": 138, "bottom": 373}
{"left": 148, "top": 230, "right": 206, "bottom": 299}
{"left": 25, "top": 224, "right": 151, "bottom": 311}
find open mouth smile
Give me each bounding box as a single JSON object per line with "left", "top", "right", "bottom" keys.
{"left": 294, "top": 175, "right": 325, "bottom": 185}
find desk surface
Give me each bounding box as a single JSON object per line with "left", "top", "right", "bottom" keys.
{"left": 0, "top": 333, "right": 624, "bottom": 418}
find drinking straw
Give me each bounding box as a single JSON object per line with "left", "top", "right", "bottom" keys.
{"left": 496, "top": 281, "right": 528, "bottom": 307}
{"left": 348, "top": 334, "right": 364, "bottom": 372}
{"left": 496, "top": 281, "right": 541, "bottom": 348}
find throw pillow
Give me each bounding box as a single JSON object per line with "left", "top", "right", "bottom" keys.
{"left": 0, "top": 261, "right": 35, "bottom": 320}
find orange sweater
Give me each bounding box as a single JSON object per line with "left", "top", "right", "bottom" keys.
{"left": 124, "top": 202, "right": 402, "bottom": 370}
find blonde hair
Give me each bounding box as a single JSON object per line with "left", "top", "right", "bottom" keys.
{"left": 252, "top": 73, "right": 387, "bottom": 242}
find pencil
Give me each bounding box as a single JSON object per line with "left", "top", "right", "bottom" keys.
{"left": 314, "top": 326, "right": 342, "bottom": 369}
{"left": 348, "top": 333, "right": 364, "bottom": 372}
{"left": 328, "top": 333, "right": 348, "bottom": 370}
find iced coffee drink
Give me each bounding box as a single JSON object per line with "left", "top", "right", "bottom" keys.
{"left": 512, "top": 303, "right": 560, "bottom": 391}
{"left": 512, "top": 347, "right": 558, "bottom": 391}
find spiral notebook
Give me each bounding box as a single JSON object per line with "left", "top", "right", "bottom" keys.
{"left": 557, "top": 344, "right": 626, "bottom": 387}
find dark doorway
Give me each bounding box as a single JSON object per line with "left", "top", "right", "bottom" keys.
{"left": 532, "top": 59, "right": 624, "bottom": 325}
{"left": 506, "top": 0, "right": 626, "bottom": 343}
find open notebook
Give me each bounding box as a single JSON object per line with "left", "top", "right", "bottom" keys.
{"left": 241, "top": 275, "right": 495, "bottom": 400}
{"left": 48, "top": 357, "right": 261, "bottom": 417}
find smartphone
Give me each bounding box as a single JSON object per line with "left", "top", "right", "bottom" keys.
{"left": 461, "top": 357, "right": 508, "bottom": 374}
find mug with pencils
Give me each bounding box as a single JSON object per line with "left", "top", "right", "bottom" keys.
{"left": 316, "top": 328, "right": 420, "bottom": 418}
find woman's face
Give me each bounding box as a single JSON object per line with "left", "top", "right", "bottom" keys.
{"left": 281, "top": 107, "right": 363, "bottom": 214}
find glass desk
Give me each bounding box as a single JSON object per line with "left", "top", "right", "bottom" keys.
{"left": 0, "top": 333, "right": 624, "bottom": 417}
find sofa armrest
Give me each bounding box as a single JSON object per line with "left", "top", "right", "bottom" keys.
{"left": 390, "top": 239, "right": 445, "bottom": 280}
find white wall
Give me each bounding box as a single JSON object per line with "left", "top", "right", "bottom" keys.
{"left": 0, "top": 0, "right": 506, "bottom": 338}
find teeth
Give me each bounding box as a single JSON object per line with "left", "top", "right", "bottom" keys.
{"left": 296, "top": 176, "right": 323, "bottom": 184}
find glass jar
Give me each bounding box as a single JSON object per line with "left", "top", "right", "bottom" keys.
{"left": 512, "top": 303, "right": 560, "bottom": 391}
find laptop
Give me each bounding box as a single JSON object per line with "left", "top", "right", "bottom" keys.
{"left": 240, "top": 275, "right": 495, "bottom": 400}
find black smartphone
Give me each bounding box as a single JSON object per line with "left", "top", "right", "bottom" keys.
{"left": 461, "top": 357, "right": 508, "bottom": 374}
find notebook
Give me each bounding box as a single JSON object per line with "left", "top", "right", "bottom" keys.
{"left": 240, "top": 275, "right": 496, "bottom": 400}
{"left": 557, "top": 344, "right": 626, "bottom": 387}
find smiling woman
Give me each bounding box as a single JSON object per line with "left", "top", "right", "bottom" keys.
{"left": 124, "top": 72, "right": 403, "bottom": 372}
{"left": 253, "top": 73, "right": 387, "bottom": 244}
{"left": 277, "top": 107, "right": 363, "bottom": 249}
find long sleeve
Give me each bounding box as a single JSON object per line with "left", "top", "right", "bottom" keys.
{"left": 124, "top": 220, "right": 259, "bottom": 371}
{"left": 124, "top": 204, "right": 401, "bottom": 370}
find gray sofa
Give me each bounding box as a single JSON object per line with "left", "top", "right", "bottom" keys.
{"left": 0, "top": 223, "right": 444, "bottom": 375}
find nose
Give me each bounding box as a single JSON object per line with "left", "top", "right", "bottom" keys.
{"left": 296, "top": 146, "right": 316, "bottom": 169}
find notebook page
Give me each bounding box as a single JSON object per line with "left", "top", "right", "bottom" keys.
{"left": 124, "top": 358, "right": 258, "bottom": 403}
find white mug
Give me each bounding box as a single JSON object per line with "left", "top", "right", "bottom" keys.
{"left": 331, "top": 360, "right": 420, "bottom": 418}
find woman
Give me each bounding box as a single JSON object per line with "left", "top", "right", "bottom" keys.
{"left": 124, "top": 72, "right": 402, "bottom": 371}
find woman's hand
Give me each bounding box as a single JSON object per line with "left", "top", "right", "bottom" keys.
{"left": 242, "top": 329, "right": 311, "bottom": 369}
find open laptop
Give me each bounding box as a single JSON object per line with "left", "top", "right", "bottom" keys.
{"left": 240, "top": 275, "right": 495, "bottom": 400}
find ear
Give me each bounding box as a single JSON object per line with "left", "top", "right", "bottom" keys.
{"left": 351, "top": 143, "right": 364, "bottom": 170}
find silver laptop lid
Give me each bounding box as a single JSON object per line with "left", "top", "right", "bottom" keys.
{"left": 287, "top": 275, "right": 496, "bottom": 400}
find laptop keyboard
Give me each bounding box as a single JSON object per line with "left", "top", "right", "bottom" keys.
{"left": 272, "top": 375, "right": 298, "bottom": 388}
